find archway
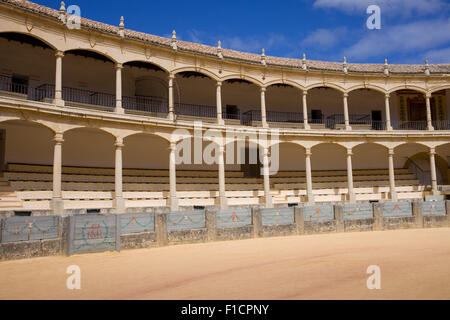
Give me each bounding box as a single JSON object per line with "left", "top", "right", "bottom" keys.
{"left": 222, "top": 78, "right": 260, "bottom": 125}
{"left": 307, "top": 86, "right": 344, "bottom": 129}
{"left": 348, "top": 89, "right": 386, "bottom": 130}
{"left": 265, "top": 84, "right": 303, "bottom": 127}
{"left": 0, "top": 32, "right": 55, "bottom": 102}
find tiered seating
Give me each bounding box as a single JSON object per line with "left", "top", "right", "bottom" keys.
{"left": 3, "top": 163, "right": 423, "bottom": 210}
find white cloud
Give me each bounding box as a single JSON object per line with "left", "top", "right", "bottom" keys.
{"left": 302, "top": 27, "right": 348, "bottom": 49}
{"left": 313, "top": 0, "right": 448, "bottom": 16}
{"left": 424, "top": 47, "right": 450, "bottom": 64}
{"left": 342, "top": 18, "right": 450, "bottom": 60}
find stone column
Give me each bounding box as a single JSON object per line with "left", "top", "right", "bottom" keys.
{"left": 218, "top": 145, "right": 227, "bottom": 209}
{"left": 115, "top": 63, "right": 124, "bottom": 114}
{"left": 262, "top": 147, "right": 272, "bottom": 208}
{"left": 388, "top": 148, "right": 398, "bottom": 201}
{"left": 425, "top": 93, "right": 434, "bottom": 131}
{"left": 168, "top": 73, "right": 175, "bottom": 121}
{"left": 260, "top": 87, "right": 268, "bottom": 128}
{"left": 169, "top": 141, "right": 178, "bottom": 211}
{"left": 252, "top": 207, "right": 263, "bottom": 238}
{"left": 302, "top": 90, "right": 310, "bottom": 129}
{"left": 216, "top": 81, "right": 224, "bottom": 125}
{"left": 385, "top": 93, "right": 393, "bottom": 131}
{"left": 114, "top": 137, "right": 125, "bottom": 213}
{"left": 305, "top": 148, "right": 314, "bottom": 203}
{"left": 373, "top": 203, "right": 383, "bottom": 231}
{"left": 429, "top": 147, "right": 438, "bottom": 195}
{"left": 346, "top": 148, "right": 355, "bottom": 202}
{"left": 343, "top": 93, "right": 351, "bottom": 130}
{"left": 52, "top": 132, "right": 64, "bottom": 215}
{"left": 334, "top": 204, "right": 344, "bottom": 233}
{"left": 294, "top": 206, "right": 305, "bottom": 235}
{"left": 54, "top": 51, "right": 65, "bottom": 107}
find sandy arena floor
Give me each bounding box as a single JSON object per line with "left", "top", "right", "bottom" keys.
{"left": 1, "top": 227, "right": 450, "bottom": 300}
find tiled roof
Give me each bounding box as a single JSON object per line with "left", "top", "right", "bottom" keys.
{"left": 3, "top": 0, "right": 450, "bottom": 75}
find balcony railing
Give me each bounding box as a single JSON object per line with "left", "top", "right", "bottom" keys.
{"left": 432, "top": 120, "right": 450, "bottom": 130}
{"left": 392, "top": 121, "right": 428, "bottom": 131}
{"left": 123, "top": 95, "right": 168, "bottom": 115}
{"left": 36, "top": 84, "right": 115, "bottom": 109}
{"left": 175, "top": 102, "right": 216, "bottom": 118}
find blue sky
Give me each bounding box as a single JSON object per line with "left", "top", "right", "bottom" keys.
{"left": 36, "top": 0, "right": 450, "bottom": 64}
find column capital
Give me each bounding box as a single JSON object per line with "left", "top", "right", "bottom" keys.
{"left": 168, "top": 73, "right": 175, "bottom": 80}
{"left": 388, "top": 148, "right": 395, "bottom": 156}
{"left": 385, "top": 93, "right": 390, "bottom": 99}
{"left": 55, "top": 51, "right": 64, "bottom": 58}
{"left": 216, "top": 81, "right": 222, "bottom": 87}
{"left": 260, "top": 87, "right": 266, "bottom": 93}
{"left": 429, "top": 147, "right": 436, "bottom": 155}
{"left": 169, "top": 141, "right": 177, "bottom": 151}
{"left": 343, "top": 92, "right": 349, "bottom": 98}
{"left": 346, "top": 148, "right": 353, "bottom": 156}
{"left": 115, "top": 137, "right": 124, "bottom": 148}
{"left": 115, "top": 63, "right": 123, "bottom": 70}
{"left": 302, "top": 90, "right": 308, "bottom": 96}
{"left": 425, "top": 92, "right": 432, "bottom": 99}
{"left": 305, "top": 148, "right": 312, "bottom": 156}
{"left": 53, "top": 132, "right": 64, "bottom": 144}
{"left": 218, "top": 145, "right": 225, "bottom": 154}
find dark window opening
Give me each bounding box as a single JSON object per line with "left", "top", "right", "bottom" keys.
{"left": 193, "top": 206, "right": 205, "bottom": 210}
{"left": 86, "top": 209, "right": 101, "bottom": 214}
{"left": 311, "top": 109, "right": 323, "bottom": 124}
{"left": 14, "top": 211, "right": 32, "bottom": 217}
{"left": 11, "top": 74, "right": 28, "bottom": 94}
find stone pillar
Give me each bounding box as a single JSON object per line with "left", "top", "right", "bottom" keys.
{"left": 216, "top": 81, "right": 224, "bottom": 125}
{"left": 52, "top": 132, "right": 64, "bottom": 215}
{"left": 114, "top": 137, "right": 125, "bottom": 213}
{"left": 343, "top": 93, "right": 351, "bottom": 130}
{"left": 305, "top": 148, "right": 314, "bottom": 203}
{"left": 218, "top": 145, "right": 227, "bottom": 209}
{"left": 429, "top": 147, "right": 438, "bottom": 195}
{"left": 334, "top": 204, "right": 344, "bottom": 233}
{"left": 169, "top": 142, "right": 178, "bottom": 211}
{"left": 155, "top": 213, "right": 168, "bottom": 246}
{"left": 205, "top": 209, "right": 217, "bottom": 242}
{"left": 384, "top": 93, "right": 393, "bottom": 131}
{"left": 168, "top": 73, "right": 175, "bottom": 121}
{"left": 373, "top": 203, "right": 383, "bottom": 231}
{"left": 302, "top": 90, "right": 310, "bottom": 129}
{"left": 115, "top": 63, "right": 124, "bottom": 114}
{"left": 252, "top": 207, "right": 263, "bottom": 238}
{"left": 262, "top": 147, "right": 272, "bottom": 208}
{"left": 346, "top": 148, "right": 355, "bottom": 203}
{"left": 425, "top": 93, "right": 434, "bottom": 131}
{"left": 260, "top": 87, "right": 268, "bottom": 128}
{"left": 294, "top": 206, "right": 304, "bottom": 235}
{"left": 412, "top": 201, "right": 424, "bottom": 228}
{"left": 54, "top": 51, "right": 64, "bottom": 107}
{"left": 388, "top": 148, "right": 398, "bottom": 201}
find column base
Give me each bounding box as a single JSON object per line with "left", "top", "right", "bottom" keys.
{"left": 53, "top": 98, "right": 65, "bottom": 107}
{"left": 51, "top": 198, "right": 64, "bottom": 215}
{"left": 217, "top": 118, "right": 225, "bottom": 126}
{"left": 115, "top": 107, "right": 125, "bottom": 114}
{"left": 386, "top": 126, "right": 393, "bottom": 131}
{"left": 348, "top": 193, "right": 356, "bottom": 203}
{"left": 167, "top": 112, "right": 175, "bottom": 121}
{"left": 262, "top": 121, "right": 269, "bottom": 128}
{"left": 218, "top": 195, "right": 228, "bottom": 209}
{"left": 427, "top": 126, "right": 435, "bottom": 131}
{"left": 307, "top": 193, "right": 315, "bottom": 203}
{"left": 390, "top": 192, "right": 398, "bottom": 202}
{"left": 304, "top": 123, "right": 311, "bottom": 130}
{"left": 114, "top": 196, "right": 125, "bottom": 213}
{"left": 345, "top": 125, "right": 352, "bottom": 131}
{"left": 169, "top": 196, "right": 179, "bottom": 212}
{"left": 265, "top": 196, "right": 273, "bottom": 208}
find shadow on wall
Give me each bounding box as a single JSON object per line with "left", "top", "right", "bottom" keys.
{"left": 405, "top": 152, "right": 448, "bottom": 185}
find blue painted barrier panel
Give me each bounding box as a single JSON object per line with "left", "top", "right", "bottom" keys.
{"left": 120, "top": 213, "right": 154, "bottom": 234}
{"left": 422, "top": 201, "right": 446, "bottom": 216}
{"left": 303, "top": 205, "right": 334, "bottom": 222}
{"left": 382, "top": 201, "right": 412, "bottom": 217}
{"left": 72, "top": 215, "right": 117, "bottom": 254}
{"left": 1, "top": 216, "right": 59, "bottom": 243}
{"left": 217, "top": 209, "right": 252, "bottom": 228}
{"left": 167, "top": 210, "right": 206, "bottom": 231}
{"left": 262, "top": 207, "right": 294, "bottom": 226}
{"left": 343, "top": 203, "right": 373, "bottom": 220}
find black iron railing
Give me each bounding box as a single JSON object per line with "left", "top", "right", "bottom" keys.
{"left": 392, "top": 121, "right": 428, "bottom": 131}
{"left": 222, "top": 110, "right": 240, "bottom": 120}
{"left": 432, "top": 120, "right": 450, "bottom": 130}
{"left": 123, "top": 95, "right": 168, "bottom": 114}
{"left": 174, "top": 102, "right": 216, "bottom": 118}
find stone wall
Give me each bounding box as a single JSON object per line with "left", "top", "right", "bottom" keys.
{"left": 1, "top": 201, "right": 449, "bottom": 261}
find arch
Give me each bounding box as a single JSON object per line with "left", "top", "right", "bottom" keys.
{"left": 311, "top": 142, "right": 347, "bottom": 171}
{"left": 0, "top": 118, "right": 55, "bottom": 134}
{"left": 265, "top": 80, "right": 305, "bottom": 92}
{"left": 64, "top": 48, "right": 117, "bottom": 64}
{"left": 347, "top": 84, "right": 387, "bottom": 95}
{"left": 221, "top": 74, "right": 263, "bottom": 87}
{"left": 62, "top": 126, "right": 117, "bottom": 139}
{"left": 123, "top": 60, "right": 169, "bottom": 74}
{"left": 171, "top": 67, "right": 219, "bottom": 81}
{"left": 430, "top": 85, "right": 450, "bottom": 94}
{"left": 122, "top": 131, "right": 170, "bottom": 143}
{"left": 306, "top": 83, "right": 346, "bottom": 93}
{"left": 312, "top": 141, "right": 348, "bottom": 151}
{"left": 0, "top": 31, "right": 57, "bottom": 51}
{"left": 123, "top": 132, "right": 170, "bottom": 170}
{"left": 351, "top": 141, "right": 389, "bottom": 150}
{"left": 394, "top": 141, "right": 432, "bottom": 151}
{"left": 388, "top": 85, "right": 427, "bottom": 95}
{"left": 352, "top": 143, "right": 389, "bottom": 170}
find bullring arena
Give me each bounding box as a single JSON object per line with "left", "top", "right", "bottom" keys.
{"left": 0, "top": 0, "right": 450, "bottom": 300}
